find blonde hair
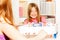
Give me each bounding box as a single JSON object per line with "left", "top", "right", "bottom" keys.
{"left": 0, "top": 0, "right": 13, "bottom": 25}
{"left": 28, "top": 3, "right": 40, "bottom": 23}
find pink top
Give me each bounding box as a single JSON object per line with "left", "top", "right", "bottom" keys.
{"left": 0, "top": 35, "right": 5, "bottom": 40}
{"left": 24, "top": 16, "right": 46, "bottom": 24}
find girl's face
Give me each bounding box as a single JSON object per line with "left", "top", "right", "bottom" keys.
{"left": 30, "top": 7, "right": 37, "bottom": 18}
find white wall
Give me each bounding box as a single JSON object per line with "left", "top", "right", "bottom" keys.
{"left": 55, "top": 0, "right": 60, "bottom": 33}
{"left": 56, "top": 0, "right": 60, "bottom": 40}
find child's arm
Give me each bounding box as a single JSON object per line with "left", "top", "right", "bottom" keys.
{"left": 1, "top": 23, "right": 28, "bottom": 40}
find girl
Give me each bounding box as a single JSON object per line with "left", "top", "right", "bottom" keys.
{"left": 24, "top": 3, "right": 46, "bottom": 24}
{"left": 0, "top": 0, "right": 28, "bottom": 40}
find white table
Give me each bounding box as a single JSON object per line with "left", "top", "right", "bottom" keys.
{"left": 18, "top": 24, "right": 56, "bottom": 35}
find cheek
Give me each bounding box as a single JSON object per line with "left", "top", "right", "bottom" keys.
{"left": 30, "top": 12, "right": 37, "bottom": 18}
{"left": 35, "top": 12, "right": 37, "bottom": 16}
{"left": 33, "top": 12, "right": 37, "bottom": 16}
